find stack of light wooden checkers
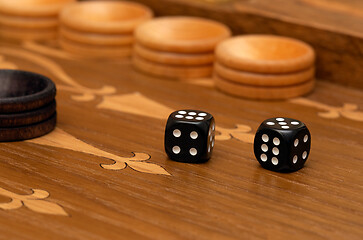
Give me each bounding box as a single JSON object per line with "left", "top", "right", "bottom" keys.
{"left": 0, "top": 0, "right": 75, "bottom": 41}
{"left": 214, "top": 35, "right": 316, "bottom": 100}
{"left": 133, "top": 17, "right": 231, "bottom": 79}
{"left": 58, "top": 1, "right": 153, "bottom": 59}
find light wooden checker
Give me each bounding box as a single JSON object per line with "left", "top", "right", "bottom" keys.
{"left": 0, "top": 26, "right": 57, "bottom": 40}
{"left": 134, "top": 44, "right": 215, "bottom": 66}
{"left": 0, "top": 0, "right": 76, "bottom": 17}
{"left": 0, "top": 38, "right": 362, "bottom": 239}
{"left": 132, "top": 54, "right": 213, "bottom": 79}
{"left": 59, "top": 37, "right": 132, "bottom": 58}
{"left": 60, "top": 1, "right": 153, "bottom": 34}
{"left": 214, "top": 74, "right": 315, "bottom": 100}
{"left": 216, "top": 35, "right": 315, "bottom": 74}
{"left": 135, "top": 16, "right": 231, "bottom": 53}
{"left": 59, "top": 26, "right": 134, "bottom": 46}
{"left": 214, "top": 63, "right": 315, "bottom": 87}
{"left": 0, "top": 14, "right": 58, "bottom": 29}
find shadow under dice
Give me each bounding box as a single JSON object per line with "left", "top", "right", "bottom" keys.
{"left": 254, "top": 117, "right": 311, "bottom": 172}
{"left": 164, "top": 110, "right": 215, "bottom": 163}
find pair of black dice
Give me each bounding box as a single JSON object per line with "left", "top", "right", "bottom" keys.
{"left": 164, "top": 111, "right": 311, "bottom": 172}
{"left": 164, "top": 110, "right": 215, "bottom": 163}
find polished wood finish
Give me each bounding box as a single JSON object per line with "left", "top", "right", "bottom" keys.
{"left": 59, "top": 26, "right": 134, "bottom": 46}
{"left": 134, "top": 44, "right": 215, "bottom": 66}
{"left": 0, "top": 0, "right": 73, "bottom": 42}
{"left": 135, "top": 16, "right": 231, "bottom": 53}
{"left": 215, "top": 63, "right": 315, "bottom": 87}
{"left": 60, "top": 1, "right": 153, "bottom": 34}
{"left": 215, "top": 35, "right": 315, "bottom": 74}
{"left": 214, "top": 74, "right": 315, "bottom": 100}
{"left": 0, "top": 39, "right": 361, "bottom": 239}
{"left": 0, "top": 101, "right": 56, "bottom": 127}
{"left": 0, "top": 26, "right": 57, "bottom": 41}
{"left": 59, "top": 37, "right": 132, "bottom": 58}
{"left": 58, "top": 1, "right": 152, "bottom": 58}
{"left": 0, "top": 14, "right": 58, "bottom": 29}
{"left": 132, "top": 54, "right": 213, "bottom": 79}
{"left": 0, "top": 112, "right": 56, "bottom": 141}
{"left": 128, "top": 0, "right": 363, "bottom": 89}
{"left": 0, "top": 0, "right": 76, "bottom": 17}
{"left": 0, "top": 69, "right": 56, "bottom": 113}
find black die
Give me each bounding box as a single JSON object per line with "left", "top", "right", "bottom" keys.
{"left": 164, "top": 110, "right": 215, "bottom": 163}
{"left": 253, "top": 117, "right": 311, "bottom": 172}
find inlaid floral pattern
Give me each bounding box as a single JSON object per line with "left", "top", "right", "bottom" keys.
{"left": 216, "top": 124, "right": 254, "bottom": 143}
{"left": 290, "top": 98, "right": 363, "bottom": 122}
{"left": 0, "top": 187, "right": 68, "bottom": 216}
{"left": 28, "top": 128, "right": 171, "bottom": 175}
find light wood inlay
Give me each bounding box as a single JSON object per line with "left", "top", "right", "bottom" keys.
{"left": 216, "top": 124, "right": 254, "bottom": 143}
{"left": 28, "top": 128, "right": 171, "bottom": 175}
{"left": 0, "top": 39, "right": 361, "bottom": 239}
{"left": 290, "top": 98, "right": 363, "bottom": 121}
{"left": 97, "top": 92, "right": 173, "bottom": 120}
{"left": 0, "top": 187, "right": 68, "bottom": 216}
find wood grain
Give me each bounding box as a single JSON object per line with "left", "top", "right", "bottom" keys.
{"left": 134, "top": 44, "right": 215, "bottom": 66}
{"left": 59, "top": 37, "right": 132, "bottom": 58}
{"left": 0, "top": 40, "right": 362, "bottom": 239}
{"left": 0, "top": 187, "right": 68, "bottom": 216}
{"left": 214, "top": 63, "right": 315, "bottom": 87}
{"left": 0, "top": 69, "right": 56, "bottom": 113}
{"left": 59, "top": 26, "right": 134, "bottom": 46}
{"left": 0, "top": 0, "right": 76, "bottom": 17}
{"left": 214, "top": 74, "right": 315, "bottom": 100}
{"left": 0, "top": 113, "right": 56, "bottom": 142}
{"left": 0, "top": 14, "right": 58, "bottom": 29}
{"left": 0, "top": 26, "right": 57, "bottom": 41}
{"left": 215, "top": 35, "right": 315, "bottom": 74}
{"left": 132, "top": 54, "right": 213, "bottom": 79}
{"left": 134, "top": 16, "right": 231, "bottom": 53}
{"left": 59, "top": 1, "right": 153, "bottom": 34}
{"left": 0, "top": 100, "right": 56, "bottom": 127}
{"left": 127, "top": 0, "right": 363, "bottom": 89}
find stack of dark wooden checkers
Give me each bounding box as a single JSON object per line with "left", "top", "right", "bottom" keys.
{"left": 0, "top": 70, "right": 56, "bottom": 141}
{"left": 0, "top": 0, "right": 75, "bottom": 41}
{"left": 214, "top": 35, "right": 316, "bottom": 100}
{"left": 133, "top": 17, "right": 231, "bottom": 79}
{"left": 58, "top": 1, "right": 153, "bottom": 59}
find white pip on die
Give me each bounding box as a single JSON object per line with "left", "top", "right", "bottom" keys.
{"left": 254, "top": 117, "right": 311, "bottom": 172}
{"left": 164, "top": 110, "right": 215, "bottom": 163}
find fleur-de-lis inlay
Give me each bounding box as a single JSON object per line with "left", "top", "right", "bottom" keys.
{"left": 27, "top": 128, "right": 171, "bottom": 176}
{"left": 0, "top": 47, "right": 116, "bottom": 101}
{"left": 290, "top": 98, "right": 363, "bottom": 122}
{"left": 216, "top": 124, "right": 254, "bottom": 143}
{"left": 97, "top": 92, "right": 173, "bottom": 120}
{"left": 0, "top": 187, "right": 68, "bottom": 216}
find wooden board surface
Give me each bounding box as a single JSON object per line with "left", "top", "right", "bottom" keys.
{"left": 0, "top": 40, "right": 362, "bottom": 239}
{"left": 128, "top": 0, "right": 363, "bottom": 90}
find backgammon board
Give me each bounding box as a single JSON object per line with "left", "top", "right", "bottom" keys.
{"left": 0, "top": 0, "right": 362, "bottom": 239}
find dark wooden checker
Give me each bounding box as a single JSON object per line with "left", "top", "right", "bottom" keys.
{"left": 0, "top": 39, "right": 362, "bottom": 239}
{"left": 0, "top": 0, "right": 362, "bottom": 238}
